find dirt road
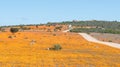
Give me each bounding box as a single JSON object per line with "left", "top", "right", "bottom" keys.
{"left": 79, "top": 33, "right": 120, "bottom": 49}
{"left": 63, "top": 30, "right": 120, "bottom": 49}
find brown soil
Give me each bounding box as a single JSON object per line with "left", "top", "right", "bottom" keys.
{"left": 90, "top": 33, "right": 120, "bottom": 44}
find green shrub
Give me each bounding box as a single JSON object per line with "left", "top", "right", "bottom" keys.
{"left": 8, "top": 35, "right": 16, "bottom": 38}
{"left": 53, "top": 34, "right": 56, "bottom": 36}
{"left": 53, "top": 44, "right": 62, "bottom": 50}
{"left": 108, "top": 40, "right": 112, "bottom": 42}
{"left": 8, "top": 36, "right": 12, "bottom": 38}
{"left": 10, "top": 28, "right": 19, "bottom": 34}
{"left": 48, "top": 44, "right": 62, "bottom": 51}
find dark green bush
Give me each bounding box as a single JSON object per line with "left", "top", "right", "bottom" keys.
{"left": 10, "top": 28, "right": 19, "bottom": 34}
{"left": 108, "top": 40, "right": 112, "bottom": 42}
{"left": 53, "top": 34, "right": 56, "bottom": 36}
{"left": 53, "top": 44, "right": 62, "bottom": 50}
{"left": 48, "top": 44, "right": 62, "bottom": 51}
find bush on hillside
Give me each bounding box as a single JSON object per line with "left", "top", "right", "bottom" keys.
{"left": 53, "top": 44, "right": 62, "bottom": 50}
{"left": 48, "top": 44, "right": 62, "bottom": 51}
{"left": 10, "top": 28, "right": 19, "bottom": 34}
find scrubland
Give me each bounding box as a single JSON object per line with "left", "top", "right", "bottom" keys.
{"left": 0, "top": 31, "right": 120, "bottom": 67}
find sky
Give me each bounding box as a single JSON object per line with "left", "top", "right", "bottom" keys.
{"left": 0, "top": 0, "right": 120, "bottom": 26}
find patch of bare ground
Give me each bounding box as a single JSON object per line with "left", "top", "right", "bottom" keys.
{"left": 90, "top": 33, "right": 120, "bottom": 44}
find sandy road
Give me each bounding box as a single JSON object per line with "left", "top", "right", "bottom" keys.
{"left": 63, "top": 30, "right": 120, "bottom": 49}
{"left": 79, "top": 33, "right": 120, "bottom": 49}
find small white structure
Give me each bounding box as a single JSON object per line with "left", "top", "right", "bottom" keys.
{"left": 68, "top": 24, "right": 72, "bottom": 30}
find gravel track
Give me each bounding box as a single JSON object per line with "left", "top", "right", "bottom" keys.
{"left": 63, "top": 30, "right": 120, "bottom": 49}
{"left": 79, "top": 33, "right": 120, "bottom": 49}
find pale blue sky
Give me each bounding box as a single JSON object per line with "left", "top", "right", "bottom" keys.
{"left": 0, "top": 0, "right": 120, "bottom": 26}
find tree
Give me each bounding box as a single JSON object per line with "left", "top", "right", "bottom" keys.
{"left": 10, "top": 28, "right": 19, "bottom": 34}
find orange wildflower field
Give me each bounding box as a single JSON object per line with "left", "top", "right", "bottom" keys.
{"left": 0, "top": 31, "right": 120, "bottom": 67}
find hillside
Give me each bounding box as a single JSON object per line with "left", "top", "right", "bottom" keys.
{"left": 48, "top": 20, "right": 120, "bottom": 34}
{"left": 0, "top": 21, "right": 120, "bottom": 66}
{"left": 0, "top": 32, "right": 120, "bottom": 67}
